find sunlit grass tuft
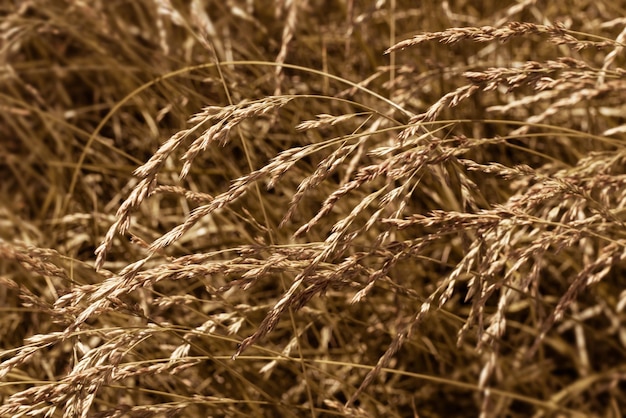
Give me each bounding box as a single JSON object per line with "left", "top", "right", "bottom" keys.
{"left": 1, "top": 1, "right": 626, "bottom": 417}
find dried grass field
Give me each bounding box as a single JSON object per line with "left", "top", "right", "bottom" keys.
{"left": 1, "top": 1, "right": 626, "bottom": 417}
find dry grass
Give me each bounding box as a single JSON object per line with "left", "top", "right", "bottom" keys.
{"left": 2, "top": 0, "right": 626, "bottom": 417}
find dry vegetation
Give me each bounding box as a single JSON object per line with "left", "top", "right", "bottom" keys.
{"left": 2, "top": 0, "right": 626, "bottom": 416}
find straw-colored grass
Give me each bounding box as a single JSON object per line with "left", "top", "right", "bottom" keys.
{"left": 2, "top": 1, "right": 626, "bottom": 417}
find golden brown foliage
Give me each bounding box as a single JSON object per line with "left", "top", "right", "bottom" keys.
{"left": 1, "top": 1, "right": 626, "bottom": 417}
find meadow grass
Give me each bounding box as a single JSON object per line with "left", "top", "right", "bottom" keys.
{"left": 1, "top": 1, "right": 626, "bottom": 416}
